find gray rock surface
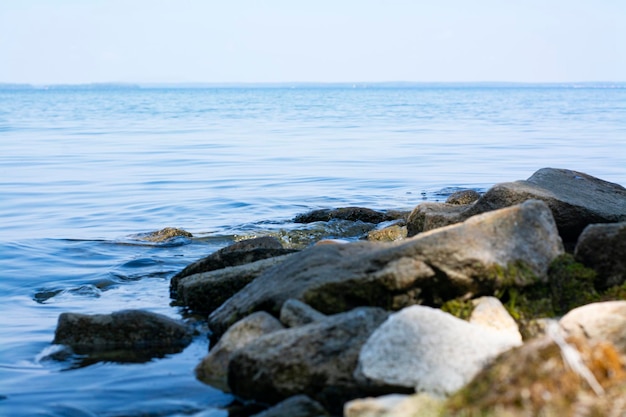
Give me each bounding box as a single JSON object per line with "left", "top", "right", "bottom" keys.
{"left": 575, "top": 221, "right": 626, "bottom": 289}
{"left": 228, "top": 307, "right": 390, "bottom": 414}
{"left": 250, "top": 395, "right": 329, "bottom": 417}
{"left": 176, "top": 254, "right": 294, "bottom": 314}
{"left": 195, "top": 311, "right": 284, "bottom": 390}
{"left": 280, "top": 299, "right": 327, "bottom": 327}
{"left": 407, "top": 168, "right": 626, "bottom": 243}
{"left": 53, "top": 309, "right": 192, "bottom": 352}
{"left": 355, "top": 305, "right": 523, "bottom": 396}
{"left": 559, "top": 301, "right": 626, "bottom": 356}
{"left": 209, "top": 200, "right": 563, "bottom": 337}
{"left": 170, "top": 236, "right": 296, "bottom": 297}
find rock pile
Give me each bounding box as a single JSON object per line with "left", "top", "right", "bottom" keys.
{"left": 50, "top": 168, "right": 626, "bottom": 416}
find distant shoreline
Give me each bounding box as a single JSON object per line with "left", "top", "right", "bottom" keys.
{"left": 1, "top": 81, "right": 625, "bottom": 91}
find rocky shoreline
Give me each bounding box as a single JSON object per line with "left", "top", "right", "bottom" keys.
{"left": 50, "top": 168, "right": 626, "bottom": 416}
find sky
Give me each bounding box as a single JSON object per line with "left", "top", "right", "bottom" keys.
{"left": 1, "top": 0, "right": 624, "bottom": 84}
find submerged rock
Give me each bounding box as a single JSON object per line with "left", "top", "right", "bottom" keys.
{"left": 294, "top": 207, "right": 405, "bottom": 224}
{"left": 140, "top": 227, "right": 193, "bottom": 242}
{"left": 228, "top": 307, "right": 390, "bottom": 415}
{"left": 208, "top": 200, "right": 563, "bottom": 338}
{"left": 355, "top": 305, "right": 522, "bottom": 396}
{"left": 53, "top": 309, "right": 193, "bottom": 353}
{"left": 407, "top": 168, "right": 626, "bottom": 244}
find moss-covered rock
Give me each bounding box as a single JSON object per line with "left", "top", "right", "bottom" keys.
{"left": 444, "top": 335, "right": 626, "bottom": 416}
{"left": 548, "top": 253, "right": 598, "bottom": 315}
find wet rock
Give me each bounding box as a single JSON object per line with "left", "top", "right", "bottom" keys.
{"left": 228, "top": 307, "right": 390, "bottom": 415}
{"left": 195, "top": 311, "right": 284, "bottom": 391}
{"left": 355, "top": 306, "right": 522, "bottom": 396}
{"left": 344, "top": 393, "right": 444, "bottom": 417}
{"left": 444, "top": 329, "right": 626, "bottom": 416}
{"left": 53, "top": 310, "right": 192, "bottom": 353}
{"left": 294, "top": 207, "right": 404, "bottom": 224}
{"left": 209, "top": 200, "right": 563, "bottom": 338}
{"left": 280, "top": 299, "right": 327, "bottom": 327}
{"left": 140, "top": 227, "right": 193, "bottom": 242}
{"left": 575, "top": 221, "right": 626, "bottom": 289}
{"left": 445, "top": 189, "right": 481, "bottom": 205}
{"left": 250, "top": 395, "right": 329, "bottom": 417}
{"left": 170, "top": 236, "right": 297, "bottom": 297}
{"left": 406, "top": 203, "right": 466, "bottom": 237}
{"left": 366, "top": 224, "right": 407, "bottom": 242}
{"left": 175, "top": 254, "right": 294, "bottom": 314}
{"left": 407, "top": 168, "right": 626, "bottom": 244}
{"left": 560, "top": 301, "right": 626, "bottom": 356}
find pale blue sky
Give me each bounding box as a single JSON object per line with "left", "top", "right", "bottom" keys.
{"left": 1, "top": 0, "right": 624, "bottom": 84}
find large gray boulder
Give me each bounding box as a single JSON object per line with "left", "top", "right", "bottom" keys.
{"left": 175, "top": 254, "right": 294, "bottom": 314}
{"left": 170, "top": 236, "right": 296, "bottom": 297}
{"left": 408, "top": 168, "right": 626, "bottom": 244}
{"left": 195, "top": 311, "right": 284, "bottom": 391}
{"left": 209, "top": 200, "right": 563, "bottom": 337}
{"left": 53, "top": 310, "right": 192, "bottom": 353}
{"left": 575, "top": 221, "right": 626, "bottom": 289}
{"left": 228, "top": 307, "right": 390, "bottom": 415}
{"left": 355, "top": 306, "right": 522, "bottom": 396}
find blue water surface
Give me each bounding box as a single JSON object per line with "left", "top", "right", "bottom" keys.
{"left": 0, "top": 84, "right": 625, "bottom": 416}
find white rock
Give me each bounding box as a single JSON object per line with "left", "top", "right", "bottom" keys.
{"left": 356, "top": 305, "right": 522, "bottom": 396}
{"left": 469, "top": 296, "right": 522, "bottom": 343}
{"left": 559, "top": 300, "right": 626, "bottom": 355}
{"left": 344, "top": 393, "right": 443, "bottom": 417}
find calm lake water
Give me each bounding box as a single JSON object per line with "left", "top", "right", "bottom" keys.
{"left": 1, "top": 84, "right": 625, "bottom": 416}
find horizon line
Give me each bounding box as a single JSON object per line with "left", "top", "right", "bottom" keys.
{"left": 1, "top": 80, "right": 625, "bottom": 89}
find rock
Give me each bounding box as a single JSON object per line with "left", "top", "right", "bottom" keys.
{"left": 406, "top": 203, "right": 466, "bottom": 237}
{"left": 52, "top": 310, "right": 192, "bottom": 353}
{"left": 559, "top": 301, "right": 626, "bottom": 356}
{"left": 444, "top": 329, "right": 626, "bottom": 416}
{"left": 250, "top": 395, "right": 329, "bottom": 417}
{"left": 469, "top": 296, "right": 522, "bottom": 342}
{"left": 445, "top": 189, "right": 481, "bottom": 205}
{"left": 170, "top": 236, "right": 296, "bottom": 297}
{"left": 407, "top": 168, "right": 626, "bottom": 244}
{"left": 195, "top": 311, "right": 284, "bottom": 391}
{"left": 294, "top": 207, "right": 404, "bottom": 224}
{"left": 280, "top": 299, "right": 327, "bottom": 327}
{"left": 228, "top": 307, "right": 390, "bottom": 415}
{"left": 209, "top": 200, "right": 563, "bottom": 338}
{"left": 366, "top": 224, "right": 407, "bottom": 242}
{"left": 175, "top": 254, "right": 294, "bottom": 314}
{"left": 575, "top": 221, "right": 626, "bottom": 289}
{"left": 344, "top": 393, "right": 444, "bottom": 417}
{"left": 355, "top": 305, "right": 522, "bottom": 396}
{"left": 138, "top": 227, "right": 193, "bottom": 242}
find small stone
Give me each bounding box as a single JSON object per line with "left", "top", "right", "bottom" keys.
{"left": 279, "top": 299, "right": 327, "bottom": 327}
{"left": 445, "top": 189, "right": 481, "bottom": 205}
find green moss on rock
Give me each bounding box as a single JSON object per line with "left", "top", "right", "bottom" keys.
{"left": 441, "top": 298, "right": 475, "bottom": 320}
{"left": 548, "top": 254, "right": 598, "bottom": 315}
